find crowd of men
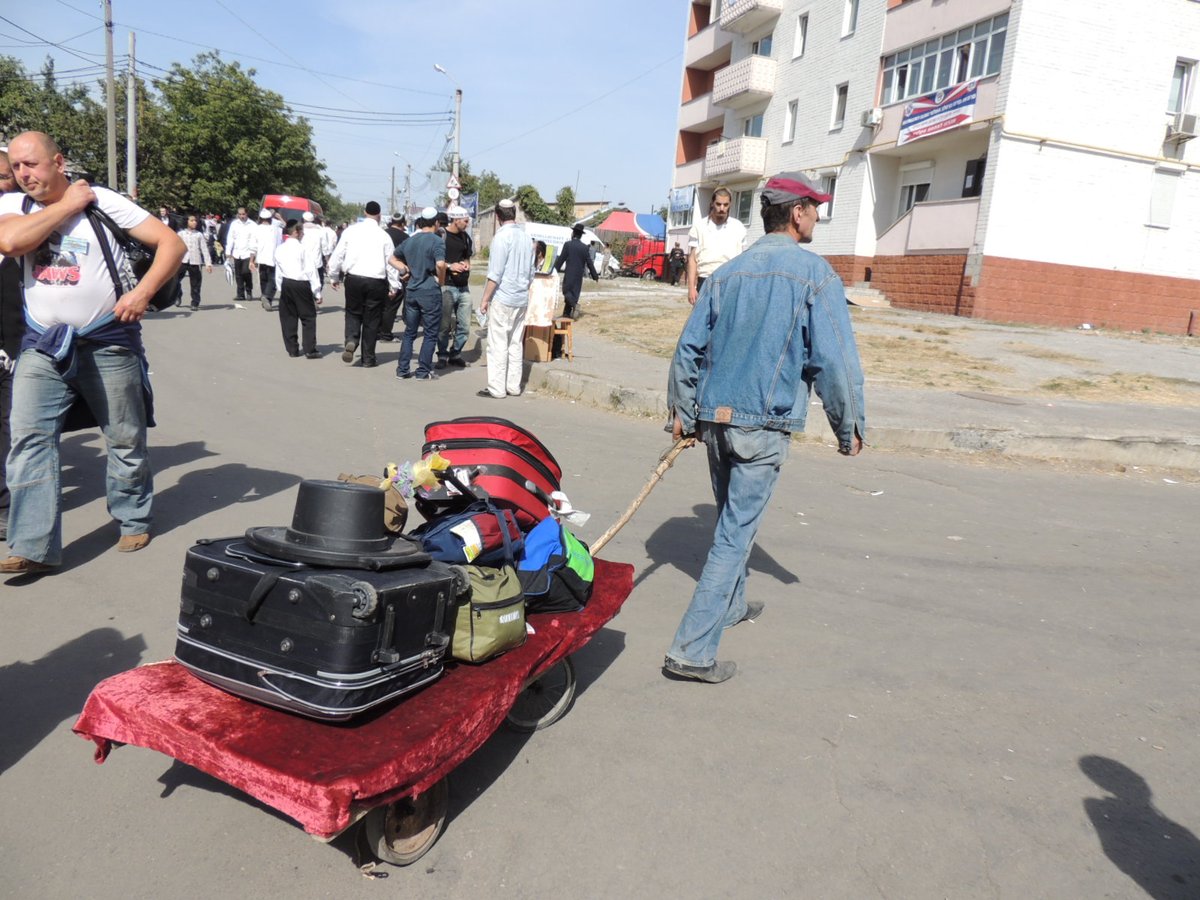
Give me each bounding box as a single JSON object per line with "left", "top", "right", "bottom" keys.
{"left": 0, "top": 129, "right": 869, "bottom": 693}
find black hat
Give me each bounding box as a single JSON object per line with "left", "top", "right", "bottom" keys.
{"left": 245, "top": 480, "right": 429, "bottom": 570}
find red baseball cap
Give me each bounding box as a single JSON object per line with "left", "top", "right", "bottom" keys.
{"left": 761, "top": 171, "right": 831, "bottom": 205}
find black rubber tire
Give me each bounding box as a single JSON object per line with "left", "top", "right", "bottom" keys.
{"left": 362, "top": 778, "right": 450, "bottom": 866}
{"left": 505, "top": 657, "right": 577, "bottom": 733}
{"left": 640, "top": 270, "right": 656, "bottom": 280}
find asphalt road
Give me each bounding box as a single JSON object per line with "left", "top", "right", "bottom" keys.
{"left": 1, "top": 279, "right": 1196, "bottom": 898}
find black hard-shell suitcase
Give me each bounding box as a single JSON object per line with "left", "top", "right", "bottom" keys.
{"left": 174, "top": 538, "right": 467, "bottom": 721}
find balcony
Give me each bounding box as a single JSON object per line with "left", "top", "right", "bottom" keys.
{"left": 876, "top": 198, "right": 981, "bottom": 255}
{"left": 704, "top": 136, "right": 768, "bottom": 180}
{"left": 713, "top": 56, "right": 776, "bottom": 110}
{"left": 719, "top": 0, "right": 784, "bottom": 35}
{"left": 685, "top": 23, "right": 733, "bottom": 70}
{"left": 678, "top": 92, "right": 723, "bottom": 132}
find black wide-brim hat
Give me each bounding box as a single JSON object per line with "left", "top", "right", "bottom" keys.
{"left": 246, "top": 479, "right": 429, "bottom": 570}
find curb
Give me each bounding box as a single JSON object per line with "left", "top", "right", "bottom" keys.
{"left": 529, "top": 367, "right": 1200, "bottom": 472}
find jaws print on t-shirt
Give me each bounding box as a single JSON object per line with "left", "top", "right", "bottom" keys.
{"left": 32, "top": 232, "right": 82, "bottom": 287}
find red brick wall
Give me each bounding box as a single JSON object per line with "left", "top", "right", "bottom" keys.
{"left": 973, "top": 257, "right": 1200, "bottom": 334}
{"left": 871, "top": 254, "right": 975, "bottom": 316}
{"left": 826, "top": 255, "right": 874, "bottom": 287}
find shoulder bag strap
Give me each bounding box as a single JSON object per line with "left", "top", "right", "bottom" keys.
{"left": 82, "top": 205, "right": 126, "bottom": 299}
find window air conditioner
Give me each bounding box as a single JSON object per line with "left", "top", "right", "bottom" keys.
{"left": 1167, "top": 111, "right": 1198, "bottom": 142}
{"left": 861, "top": 107, "right": 884, "bottom": 128}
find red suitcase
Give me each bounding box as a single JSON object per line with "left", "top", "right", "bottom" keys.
{"left": 419, "top": 417, "right": 561, "bottom": 529}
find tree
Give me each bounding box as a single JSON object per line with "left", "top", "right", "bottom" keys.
{"left": 153, "top": 52, "right": 329, "bottom": 213}
{"left": 554, "top": 186, "right": 576, "bottom": 226}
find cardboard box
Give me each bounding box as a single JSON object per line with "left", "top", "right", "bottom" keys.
{"left": 523, "top": 325, "right": 553, "bottom": 362}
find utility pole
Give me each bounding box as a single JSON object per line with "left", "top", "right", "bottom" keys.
{"left": 404, "top": 165, "right": 412, "bottom": 220}
{"left": 452, "top": 88, "right": 462, "bottom": 182}
{"left": 103, "top": 0, "right": 117, "bottom": 188}
{"left": 126, "top": 32, "right": 137, "bottom": 198}
{"left": 390, "top": 165, "right": 395, "bottom": 217}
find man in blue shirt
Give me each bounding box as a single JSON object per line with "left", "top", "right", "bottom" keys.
{"left": 391, "top": 207, "right": 446, "bottom": 380}
{"left": 663, "top": 171, "right": 866, "bottom": 683}
{"left": 477, "top": 199, "right": 533, "bottom": 399}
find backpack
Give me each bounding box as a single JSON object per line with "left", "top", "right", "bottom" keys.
{"left": 516, "top": 517, "right": 594, "bottom": 614}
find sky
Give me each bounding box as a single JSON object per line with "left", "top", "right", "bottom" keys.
{"left": 1, "top": 0, "right": 686, "bottom": 213}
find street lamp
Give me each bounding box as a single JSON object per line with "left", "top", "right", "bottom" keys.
{"left": 433, "top": 64, "right": 462, "bottom": 183}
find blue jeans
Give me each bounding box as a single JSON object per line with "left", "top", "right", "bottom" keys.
{"left": 6, "top": 344, "right": 152, "bottom": 564}
{"left": 666, "top": 424, "right": 790, "bottom": 667}
{"left": 397, "top": 292, "right": 442, "bottom": 376}
{"left": 438, "top": 285, "right": 471, "bottom": 360}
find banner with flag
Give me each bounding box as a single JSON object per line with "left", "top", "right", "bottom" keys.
{"left": 461, "top": 193, "right": 478, "bottom": 218}
{"left": 897, "top": 80, "right": 978, "bottom": 147}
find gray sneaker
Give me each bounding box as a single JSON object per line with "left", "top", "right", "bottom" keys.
{"left": 726, "top": 600, "right": 765, "bottom": 629}
{"left": 662, "top": 656, "right": 737, "bottom": 683}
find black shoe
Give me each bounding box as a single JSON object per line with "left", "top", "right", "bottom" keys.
{"left": 362, "top": 360, "right": 378, "bottom": 369}
{"left": 288, "top": 351, "right": 301, "bottom": 358}
{"left": 304, "top": 351, "right": 321, "bottom": 359}
{"left": 396, "top": 370, "right": 414, "bottom": 380}
{"left": 342, "top": 340, "right": 357, "bottom": 363}
{"left": 414, "top": 371, "right": 437, "bottom": 381}
{"left": 448, "top": 356, "right": 468, "bottom": 368}
{"left": 727, "top": 600, "right": 765, "bottom": 628}
{"left": 476, "top": 389, "right": 502, "bottom": 399}
{"left": 662, "top": 657, "right": 736, "bottom": 683}
{"left": 190, "top": 304, "right": 200, "bottom": 311}
{"left": 435, "top": 358, "right": 448, "bottom": 370}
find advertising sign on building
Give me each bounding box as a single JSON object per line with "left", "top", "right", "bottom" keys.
{"left": 897, "top": 80, "right": 978, "bottom": 147}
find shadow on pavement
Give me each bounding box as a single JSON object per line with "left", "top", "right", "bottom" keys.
{"left": 59, "top": 462, "right": 301, "bottom": 571}
{"left": 1081, "top": 754, "right": 1200, "bottom": 898}
{"left": 61, "top": 436, "right": 217, "bottom": 515}
{"left": 634, "top": 502, "right": 799, "bottom": 591}
{"left": 0, "top": 627, "right": 146, "bottom": 776}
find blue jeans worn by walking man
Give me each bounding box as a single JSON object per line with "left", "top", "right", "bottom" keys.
{"left": 6, "top": 344, "right": 152, "bottom": 565}
{"left": 397, "top": 292, "right": 443, "bottom": 377}
{"left": 437, "top": 285, "right": 471, "bottom": 362}
{"left": 666, "top": 425, "right": 789, "bottom": 667}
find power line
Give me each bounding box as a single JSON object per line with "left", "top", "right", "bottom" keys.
{"left": 50, "top": 0, "right": 446, "bottom": 97}
{"left": 472, "top": 50, "right": 682, "bottom": 159}
{"left": 0, "top": 13, "right": 107, "bottom": 66}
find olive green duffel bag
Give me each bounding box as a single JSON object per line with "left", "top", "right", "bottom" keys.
{"left": 451, "top": 564, "right": 527, "bottom": 663}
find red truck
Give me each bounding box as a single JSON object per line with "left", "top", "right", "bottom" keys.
{"left": 619, "top": 236, "right": 666, "bottom": 280}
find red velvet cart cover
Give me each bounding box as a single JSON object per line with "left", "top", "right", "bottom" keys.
{"left": 73, "top": 559, "right": 633, "bottom": 839}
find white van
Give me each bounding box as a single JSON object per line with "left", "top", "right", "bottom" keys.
{"left": 522, "top": 222, "right": 619, "bottom": 276}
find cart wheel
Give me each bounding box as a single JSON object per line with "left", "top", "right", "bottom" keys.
{"left": 640, "top": 270, "right": 656, "bottom": 280}
{"left": 506, "top": 656, "right": 577, "bottom": 733}
{"left": 362, "top": 778, "right": 449, "bottom": 867}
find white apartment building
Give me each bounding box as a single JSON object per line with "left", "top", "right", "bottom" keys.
{"left": 670, "top": 0, "right": 1200, "bottom": 334}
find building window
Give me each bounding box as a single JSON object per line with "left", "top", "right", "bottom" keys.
{"left": 1168, "top": 59, "right": 1195, "bottom": 114}
{"left": 821, "top": 175, "right": 837, "bottom": 218}
{"left": 899, "top": 161, "right": 933, "bottom": 217}
{"left": 670, "top": 207, "right": 694, "bottom": 229}
{"left": 832, "top": 83, "right": 849, "bottom": 129}
{"left": 881, "top": 13, "right": 1008, "bottom": 105}
{"left": 793, "top": 13, "right": 808, "bottom": 58}
{"left": 842, "top": 0, "right": 859, "bottom": 36}
{"left": 734, "top": 189, "right": 755, "bottom": 226}
{"left": 752, "top": 32, "right": 774, "bottom": 57}
{"left": 742, "top": 113, "right": 764, "bottom": 137}
{"left": 783, "top": 99, "right": 798, "bottom": 143}
{"left": 899, "top": 183, "right": 929, "bottom": 216}
{"left": 1149, "top": 166, "right": 1182, "bottom": 228}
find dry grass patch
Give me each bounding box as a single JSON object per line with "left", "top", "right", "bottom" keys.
{"left": 1003, "top": 342, "right": 1093, "bottom": 365}
{"left": 859, "top": 334, "right": 1010, "bottom": 390}
{"left": 1035, "top": 373, "right": 1200, "bottom": 405}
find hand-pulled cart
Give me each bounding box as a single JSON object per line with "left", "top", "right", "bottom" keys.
{"left": 73, "top": 558, "right": 633, "bottom": 868}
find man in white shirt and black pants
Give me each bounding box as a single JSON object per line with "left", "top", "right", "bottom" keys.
{"left": 274, "top": 219, "right": 322, "bottom": 359}
{"left": 251, "top": 207, "right": 281, "bottom": 311}
{"left": 225, "top": 206, "right": 256, "bottom": 302}
{"left": 328, "top": 201, "right": 393, "bottom": 367}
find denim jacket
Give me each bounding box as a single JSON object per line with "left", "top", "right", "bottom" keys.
{"left": 668, "top": 233, "right": 865, "bottom": 451}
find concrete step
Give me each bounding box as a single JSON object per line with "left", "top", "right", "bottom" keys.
{"left": 846, "top": 286, "right": 891, "bottom": 308}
